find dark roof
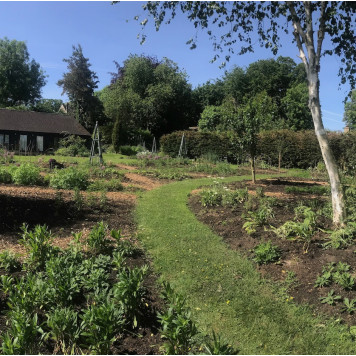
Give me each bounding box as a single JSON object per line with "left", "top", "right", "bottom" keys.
{"left": 0, "top": 109, "right": 91, "bottom": 136}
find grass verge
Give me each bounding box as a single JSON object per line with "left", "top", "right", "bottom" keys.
{"left": 136, "top": 174, "right": 355, "bottom": 354}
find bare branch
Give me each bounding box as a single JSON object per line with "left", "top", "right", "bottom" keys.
{"left": 316, "top": 2, "right": 326, "bottom": 69}
{"left": 288, "top": 2, "right": 309, "bottom": 71}
{"left": 287, "top": 2, "right": 308, "bottom": 44}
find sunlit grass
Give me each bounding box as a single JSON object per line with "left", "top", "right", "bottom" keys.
{"left": 136, "top": 174, "right": 355, "bottom": 354}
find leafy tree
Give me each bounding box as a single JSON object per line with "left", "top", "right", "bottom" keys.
{"left": 282, "top": 83, "right": 313, "bottom": 131}
{"left": 134, "top": 1, "right": 356, "bottom": 226}
{"left": 343, "top": 90, "right": 356, "bottom": 130}
{"left": 100, "top": 54, "right": 195, "bottom": 148}
{"left": 192, "top": 79, "right": 225, "bottom": 113}
{"left": 237, "top": 92, "right": 278, "bottom": 182}
{"left": 57, "top": 45, "right": 105, "bottom": 131}
{"left": 0, "top": 37, "right": 46, "bottom": 107}
{"left": 31, "top": 99, "right": 63, "bottom": 113}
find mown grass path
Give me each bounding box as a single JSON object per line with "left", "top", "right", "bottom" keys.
{"left": 136, "top": 175, "right": 355, "bottom": 354}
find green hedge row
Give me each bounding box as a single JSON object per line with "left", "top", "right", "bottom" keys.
{"left": 160, "top": 130, "right": 356, "bottom": 172}
{"left": 160, "top": 131, "right": 239, "bottom": 162}
{"left": 257, "top": 130, "right": 356, "bottom": 171}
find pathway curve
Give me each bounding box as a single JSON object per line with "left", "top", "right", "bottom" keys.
{"left": 135, "top": 175, "right": 355, "bottom": 354}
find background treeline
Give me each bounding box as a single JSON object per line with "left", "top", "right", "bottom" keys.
{"left": 2, "top": 36, "right": 355, "bottom": 150}
{"left": 160, "top": 130, "right": 356, "bottom": 173}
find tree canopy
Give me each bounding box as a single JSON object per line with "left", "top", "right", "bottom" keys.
{"left": 197, "top": 57, "right": 312, "bottom": 132}
{"left": 343, "top": 90, "right": 356, "bottom": 130}
{"left": 99, "top": 54, "right": 196, "bottom": 148}
{"left": 0, "top": 37, "right": 46, "bottom": 107}
{"left": 57, "top": 45, "right": 105, "bottom": 131}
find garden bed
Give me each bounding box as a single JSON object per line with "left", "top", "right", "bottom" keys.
{"left": 189, "top": 178, "right": 356, "bottom": 324}
{"left": 0, "top": 184, "right": 164, "bottom": 354}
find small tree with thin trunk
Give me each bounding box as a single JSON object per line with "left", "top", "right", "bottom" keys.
{"left": 129, "top": 1, "right": 356, "bottom": 226}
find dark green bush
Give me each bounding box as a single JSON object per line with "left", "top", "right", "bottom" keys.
{"left": 257, "top": 130, "right": 356, "bottom": 170}
{"left": 0, "top": 167, "right": 13, "bottom": 183}
{"left": 120, "top": 145, "right": 141, "bottom": 156}
{"left": 49, "top": 167, "right": 89, "bottom": 190}
{"left": 56, "top": 135, "right": 89, "bottom": 157}
{"left": 160, "top": 131, "right": 239, "bottom": 162}
{"left": 12, "top": 164, "right": 42, "bottom": 186}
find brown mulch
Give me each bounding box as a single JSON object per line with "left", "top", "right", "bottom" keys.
{"left": 189, "top": 178, "right": 356, "bottom": 325}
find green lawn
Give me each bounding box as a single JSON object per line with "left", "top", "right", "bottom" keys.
{"left": 136, "top": 175, "right": 356, "bottom": 354}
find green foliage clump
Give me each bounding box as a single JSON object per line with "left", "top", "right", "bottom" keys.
{"left": 272, "top": 205, "right": 317, "bottom": 252}
{"left": 86, "top": 221, "right": 112, "bottom": 254}
{"left": 0, "top": 166, "right": 13, "bottom": 183}
{"left": 315, "top": 262, "right": 355, "bottom": 290}
{"left": 46, "top": 307, "right": 81, "bottom": 354}
{"left": 19, "top": 224, "right": 56, "bottom": 270}
{"left": 113, "top": 265, "right": 148, "bottom": 328}
{"left": 0, "top": 251, "right": 21, "bottom": 272}
{"left": 80, "top": 298, "right": 124, "bottom": 354}
{"left": 200, "top": 186, "right": 224, "bottom": 207}
{"left": 319, "top": 290, "right": 342, "bottom": 305}
{"left": 322, "top": 222, "right": 356, "bottom": 249}
{"left": 88, "top": 178, "right": 123, "bottom": 192}
{"left": 158, "top": 282, "right": 199, "bottom": 355}
{"left": 120, "top": 145, "right": 142, "bottom": 156}
{"left": 253, "top": 241, "right": 281, "bottom": 264}
{"left": 56, "top": 135, "right": 89, "bottom": 157}
{"left": 12, "top": 163, "right": 42, "bottom": 186}
{"left": 160, "top": 131, "right": 238, "bottom": 162}
{"left": 49, "top": 167, "right": 89, "bottom": 190}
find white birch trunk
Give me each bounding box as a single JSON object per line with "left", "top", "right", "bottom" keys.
{"left": 308, "top": 72, "right": 346, "bottom": 226}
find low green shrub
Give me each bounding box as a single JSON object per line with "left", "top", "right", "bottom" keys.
{"left": 113, "top": 265, "right": 148, "bottom": 328}
{"left": 120, "top": 145, "right": 141, "bottom": 156}
{"left": 49, "top": 167, "right": 89, "bottom": 190}
{"left": 0, "top": 251, "right": 21, "bottom": 272}
{"left": 12, "top": 164, "right": 42, "bottom": 186}
{"left": 46, "top": 307, "right": 81, "bottom": 354}
{"left": 1, "top": 311, "right": 43, "bottom": 355}
{"left": 322, "top": 222, "right": 356, "bottom": 249}
{"left": 20, "top": 224, "right": 56, "bottom": 270}
{"left": 272, "top": 205, "right": 317, "bottom": 253}
{"left": 56, "top": 135, "right": 89, "bottom": 157}
{"left": 80, "top": 299, "right": 124, "bottom": 354}
{"left": 158, "top": 282, "right": 198, "bottom": 355}
{"left": 253, "top": 241, "right": 281, "bottom": 264}
{"left": 315, "top": 262, "right": 355, "bottom": 290}
{"left": 0, "top": 167, "right": 13, "bottom": 183}
{"left": 87, "top": 179, "right": 123, "bottom": 192}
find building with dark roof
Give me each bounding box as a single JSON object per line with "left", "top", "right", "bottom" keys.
{"left": 0, "top": 109, "right": 90, "bottom": 153}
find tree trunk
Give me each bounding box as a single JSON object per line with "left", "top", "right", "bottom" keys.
{"left": 308, "top": 72, "right": 346, "bottom": 226}
{"left": 250, "top": 156, "right": 256, "bottom": 184}
{"left": 278, "top": 151, "right": 281, "bottom": 173}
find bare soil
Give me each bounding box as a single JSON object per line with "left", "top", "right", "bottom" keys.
{"left": 189, "top": 178, "right": 356, "bottom": 325}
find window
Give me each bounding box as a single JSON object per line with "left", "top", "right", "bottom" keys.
{"left": 36, "top": 136, "right": 43, "bottom": 152}
{"left": 20, "top": 135, "right": 27, "bottom": 151}
{"left": 0, "top": 134, "right": 3, "bottom": 147}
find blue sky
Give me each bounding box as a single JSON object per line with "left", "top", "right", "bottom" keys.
{"left": 0, "top": 1, "right": 351, "bottom": 131}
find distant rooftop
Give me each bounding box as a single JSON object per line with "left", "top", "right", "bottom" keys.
{"left": 0, "top": 109, "right": 90, "bottom": 136}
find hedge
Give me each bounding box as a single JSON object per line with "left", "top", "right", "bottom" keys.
{"left": 160, "top": 130, "right": 356, "bottom": 171}
{"left": 160, "top": 131, "right": 240, "bottom": 162}
{"left": 258, "top": 130, "right": 356, "bottom": 171}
